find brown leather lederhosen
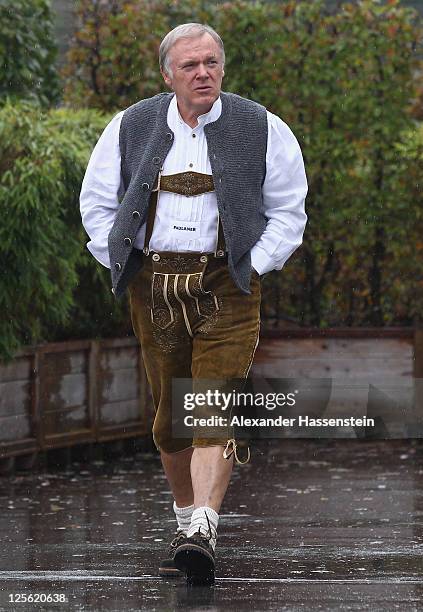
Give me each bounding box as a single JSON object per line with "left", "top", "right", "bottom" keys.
{"left": 127, "top": 170, "right": 261, "bottom": 463}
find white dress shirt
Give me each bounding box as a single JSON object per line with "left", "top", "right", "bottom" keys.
{"left": 80, "top": 95, "right": 308, "bottom": 275}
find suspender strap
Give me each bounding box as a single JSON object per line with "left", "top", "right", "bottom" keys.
{"left": 143, "top": 190, "right": 158, "bottom": 255}
{"left": 143, "top": 170, "right": 226, "bottom": 257}
{"left": 214, "top": 212, "right": 226, "bottom": 257}
{"left": 143, "top": 168, "right": 162, "bottom": 255}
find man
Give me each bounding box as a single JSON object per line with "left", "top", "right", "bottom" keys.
{"left": 80, "top": 23, "right": 308, "bottom": 584}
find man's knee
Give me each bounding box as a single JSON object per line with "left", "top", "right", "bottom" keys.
{"left": 152, "top": 423, "right": 192, "bottom": 454}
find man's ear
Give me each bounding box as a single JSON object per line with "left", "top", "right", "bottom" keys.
{"left": 161, "top": 68, "right": 172, "bottom": 89}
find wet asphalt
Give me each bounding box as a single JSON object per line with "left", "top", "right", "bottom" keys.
{"left": 0, "top": 439, "right": 423, "bottom": 611}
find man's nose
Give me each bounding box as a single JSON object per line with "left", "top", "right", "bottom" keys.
{"left": 197, "top": 63, "right": 209, "bottom": 79}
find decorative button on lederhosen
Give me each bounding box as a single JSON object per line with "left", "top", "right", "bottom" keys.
{"left": 200, "top": 255, "right": 208, "bottom": 263}
{"left": 217, "top": 250, "right": 225, "bottom": 257}
{"left": 152, "top": 253, "right": 161, "bottom": 261}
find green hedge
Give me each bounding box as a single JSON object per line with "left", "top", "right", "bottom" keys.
{"left": 1, "top": 0, "right": 422, "bottom": 361}
{"left": 0, "top": 110, "right": 421, "bottom": 362}
{"left": 0, "top": 100, "right": 130, "bottom": 362}
{"left": 0, "top": 0, "right": 60, "bottom": 106}
{"left": 61, "top": 0, "right": 423, "bottom": 327}
{"left": 0, "top": 113, "right": 421, "bottom": 362}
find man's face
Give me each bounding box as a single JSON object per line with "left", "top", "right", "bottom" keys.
{"left": 161, "top": 33, "right": 224, "bottom": 114}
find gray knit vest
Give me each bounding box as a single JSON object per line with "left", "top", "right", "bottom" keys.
{"left": 108, "top": 91, "right": 268, "bottom": 299}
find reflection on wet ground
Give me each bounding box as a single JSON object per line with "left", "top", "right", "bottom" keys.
{"left": 0, "top": 439, "right": 423, "bottom": 610}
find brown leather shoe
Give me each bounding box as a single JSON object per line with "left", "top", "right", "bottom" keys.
{"left": 158, "top": 531, "right": 186, "bottom": 577}
{"left": 173, "top": 530, "right": 215, "bottom": 584}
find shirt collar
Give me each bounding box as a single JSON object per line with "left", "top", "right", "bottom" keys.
{"left": 168, "top": 94, "right": 222, "bottom": 130}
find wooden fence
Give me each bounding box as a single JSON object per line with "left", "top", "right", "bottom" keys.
{"left": 1, "top": 328, "right": 421, "bottom": 460}
{"left": 0, "top": 337, "right": 152, "bottom": 459}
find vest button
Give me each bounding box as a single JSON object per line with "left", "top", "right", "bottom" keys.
{"left": 115, "top": 262, "right": 122, "bottom": 271}
{"left": 124, "top": 237, "right": 132, "bottom": 246}
{"left": 142, "top": 182, "right": 150, "bottom": 191}
{"left": 152, "top": 156, "right": 161, "bottom": 164}
{"left": 111, "top": 287, "right": 115, "bottom": 295}
{"left": 152, "top": 253, "right": 160, "bottom": 261}
{"left": 200, "top": 255, "right": 208, "bottom": 263}
{"left": 166, "top": 132, "right": 173, "bottom": 140}
{"left": 132, "top": 210, "right": 140, "bottom": 219}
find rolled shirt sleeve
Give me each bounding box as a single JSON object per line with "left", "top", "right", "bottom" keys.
{"left": 250, "top": 111, "right": 308, "bottom": 276}
{"left": 79, "top": 111, "right": 124, "bottom": 268}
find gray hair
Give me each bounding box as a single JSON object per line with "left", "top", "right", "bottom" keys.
{"left": 159, "top": 23, "right": 225, "bottom": 77}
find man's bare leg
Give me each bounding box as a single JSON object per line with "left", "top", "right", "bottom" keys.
{"left": 160, "top": 447, "right": 194, "bottom": 507}
{"left": 162, "top": 446, "right": 233, "bottom": 570}
{"left": 158, "top": 448, "right": 194, "bottom": 577}
{"left": 191, "top": 446, "right": 234, "bottom": 512}
{"left": 173, "top": 445, "right": 233, "bottom": 580}
{"left": 160, "top": 445, "right": 233, "bottom": 510}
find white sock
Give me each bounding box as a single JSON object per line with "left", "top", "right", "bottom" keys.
{"left": 187, "top": 506, "right": 219, "bottom": 551}
{"left": 173, "top": 501, "right": 194, "bottom": 534}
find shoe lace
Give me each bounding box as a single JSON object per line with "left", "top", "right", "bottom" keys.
{"left": 170, "top": 529, "right": 186, "bottom": 549}
{"left": 194, "top": 510, "right": 216, "bottom": 545}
